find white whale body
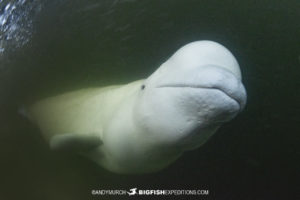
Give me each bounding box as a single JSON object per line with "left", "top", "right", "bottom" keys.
{"left": 28, "top": 40, "right": 247, "bottom": 174}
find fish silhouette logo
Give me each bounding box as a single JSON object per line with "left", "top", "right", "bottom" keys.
{"left": 127, "top": 188, "right": 138, "bottom": 196}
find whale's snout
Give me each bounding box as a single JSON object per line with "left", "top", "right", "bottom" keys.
{"left": 194, "top": 65, "right": 247, "bottom": 111}
{"left": 157, "top": 65, "right": 246, "bottom": 112}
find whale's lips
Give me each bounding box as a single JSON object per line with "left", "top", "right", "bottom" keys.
{"left": 155, "top": 66, "right": 247, "bottom": 111}
{"left": 157, "top": 83, "right": 246, "bottom": 111}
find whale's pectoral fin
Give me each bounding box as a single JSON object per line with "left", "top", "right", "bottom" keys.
{"left": 50, "top": 133, "right": 102, "bottom": 152}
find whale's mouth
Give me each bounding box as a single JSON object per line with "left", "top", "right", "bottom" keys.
{"left": 157, "top": 84, "right": 244, "bottom": 111}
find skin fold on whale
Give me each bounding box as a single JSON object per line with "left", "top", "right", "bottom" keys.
{"left": 27, "top": 40, "right": 247, "bottom": 174}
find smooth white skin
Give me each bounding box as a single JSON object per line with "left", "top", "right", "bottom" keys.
{"left": 87, "top": 41, "right": 247, "bottom": 173}
{"left": 28, "top": 40, "right": 246, "bottom": 174}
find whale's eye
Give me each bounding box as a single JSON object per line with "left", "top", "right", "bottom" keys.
{"left": 141, "top": 84, "right": 145, "bottom": 90}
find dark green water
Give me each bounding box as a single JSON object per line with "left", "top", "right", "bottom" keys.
{"left": 0, "top": 0, "right": 299, "bottom": 199}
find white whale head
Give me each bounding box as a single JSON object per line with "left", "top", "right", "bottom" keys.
{"left": 134, "top": 41, "right": 247, "bottom": 150}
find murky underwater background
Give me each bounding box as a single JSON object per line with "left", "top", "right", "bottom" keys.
{"left": 0, "top": 0, "right": 299, "bottom": 199}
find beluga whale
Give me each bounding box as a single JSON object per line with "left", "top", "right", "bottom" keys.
{"left": 27, "top": 40, "right": 247, "bottom": 174}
